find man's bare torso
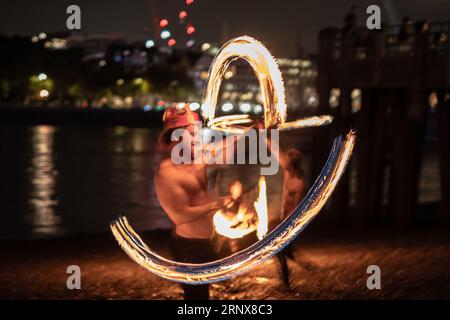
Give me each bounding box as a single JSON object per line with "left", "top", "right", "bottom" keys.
{"left": 155, "top": 159, "right": 214, "bottom": 239}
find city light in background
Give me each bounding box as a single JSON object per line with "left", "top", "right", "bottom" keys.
{"left": 1, "top": 0, "right": 446, "bottom": 116}
{"left": 145, "top": 39, "right": 155, "bottom": 48}
{"left": 159, "top": 19, "right": 169, "bottom": 28}
{"left": 160, "top": 30, "right": 171, "bottom": 39}
{"left": 2, "top": 26, "right": 320, "bottom": 114}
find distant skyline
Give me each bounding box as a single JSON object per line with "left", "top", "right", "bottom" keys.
{"left": 1, "top": 0, "right": 449, "bottom": 56}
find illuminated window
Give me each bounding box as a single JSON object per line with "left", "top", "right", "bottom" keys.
{"left": 329, "top": 88, "right": 340, "bottom": 108}
{"left": 351, "top": 89, "right": 362, "bottom": 113}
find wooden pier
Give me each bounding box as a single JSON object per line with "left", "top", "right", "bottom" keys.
{"left": 315, "top": 22, "right": 450, "bottom": 227}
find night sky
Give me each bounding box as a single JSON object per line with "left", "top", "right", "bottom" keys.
{"left": 0, "top": 0, "right": 449, "bottom": 56}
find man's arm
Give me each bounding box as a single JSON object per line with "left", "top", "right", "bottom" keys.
{"left": 155, "top": 170, "right": 231, "bottom": 225}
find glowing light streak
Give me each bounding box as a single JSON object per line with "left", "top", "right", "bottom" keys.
{"left": 207, "top": 114, "right": 253, "bottom": 134}
{"left": 111, "top": 131, "right": 356, "bottom": 284}
{"left": 254, "top": 177, "right": 268, "bottom": 240}
{"left": 277, "top": 115, "right": 334, "bottom": 131}
{"left": 202, "top": 36, "right": 286, "bottom": 129}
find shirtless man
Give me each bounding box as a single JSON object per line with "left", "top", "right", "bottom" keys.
{"left": 155, "top": 106, "right": 231, "bottom": 300}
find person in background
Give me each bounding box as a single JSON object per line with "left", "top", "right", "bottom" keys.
{"left": 277, "top": 148, "right": 305, "bottom": 287}
{"left": 342, "top": 5, "right": 357, "bottom": 38}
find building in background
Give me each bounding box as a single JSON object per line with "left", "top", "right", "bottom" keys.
{"left": 1, "top": 30, "right": 318, "bottom": 114}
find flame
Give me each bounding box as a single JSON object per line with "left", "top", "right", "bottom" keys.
{"left": 203, "top": 36, "right": 286, "bottom": 129}
{"left": 213, "top": 179, "right": 255, "bottom": 239}
{"left": 207, "top": 114, "right": 253, "bottom": 134}
{"left": 202, "top": 36, "right": 333, "bottom": 135}
{"left": 277, "top": 115, "right": 334, "bottom": 131}
{"left": 213, "top": 177, "right": 268, "bottom": 241}
{"left": 213, "top": 206, "right": 255, "bottom": 239}
{"left": 230, "top": 179, "right": 243, "bottom": 200}
{"left": 207, "top": 114, "right": 334, "bottom": 134}
{"left": 254, "top": 177, "right": 268, "bottom": 240}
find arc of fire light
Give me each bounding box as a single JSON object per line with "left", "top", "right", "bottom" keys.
{"left": 203, "top": 36, "right": 333, "bottom": 134}
{"left": 111, "top": 131, "right": 355, "bottom": 284}
{"left": 202, "top": 36, "right": 287, "bottom": 129}
{"left": 110, "top": 36, "right": 356, "bottom": 284}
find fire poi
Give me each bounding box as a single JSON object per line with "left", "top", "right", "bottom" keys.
{"left": 110, "top": 36, "right": 356, "bottom": 284}
{"left": 213, "top": 177, "right": 268, "bottom": 240}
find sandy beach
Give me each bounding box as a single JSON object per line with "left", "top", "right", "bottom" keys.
{"left": 1, "top": 227, "right": 449, "bottom": 300}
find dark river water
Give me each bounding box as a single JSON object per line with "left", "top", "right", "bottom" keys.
{"left": 0, "top": 125, "right": 169, "bottom": 239}
{"left": 0, "top": 125, "right": 440, "bottom": 239}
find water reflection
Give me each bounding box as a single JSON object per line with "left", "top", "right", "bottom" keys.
{"left": 27, "top": 125, "right": 63, "bottom": 236}
{"left": 107, "top": 126, "right": 167, "bottom": 231}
